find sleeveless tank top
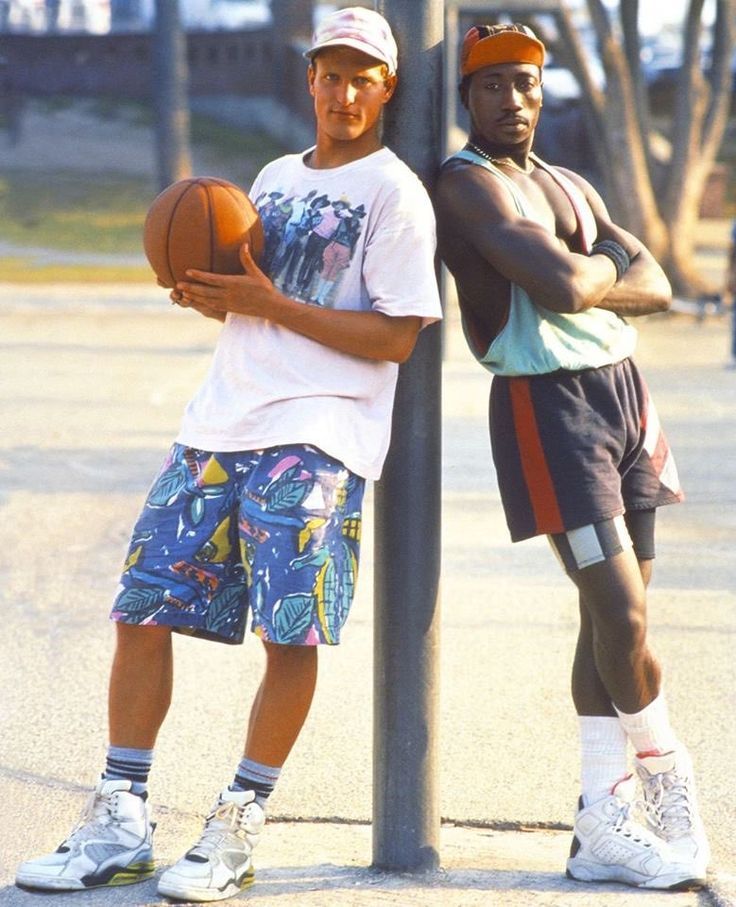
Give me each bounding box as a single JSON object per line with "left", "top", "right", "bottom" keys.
{"left": 449, "top": 148, "right": 637, "bottom": 376}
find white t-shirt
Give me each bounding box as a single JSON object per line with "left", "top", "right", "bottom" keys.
{"left": 176, "top": 147, "right": 442, "bottom": 479}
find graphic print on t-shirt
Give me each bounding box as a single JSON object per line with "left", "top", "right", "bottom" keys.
{"left": 254, "top": 189, "right": 367, "bottom": 308}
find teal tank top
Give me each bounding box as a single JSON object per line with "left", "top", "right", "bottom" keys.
{"left": 450, "top": 149, "right": 637, "bottom": 376}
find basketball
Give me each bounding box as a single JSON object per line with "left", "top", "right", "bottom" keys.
{"left": 143, "top": 177, "right": 265, "bottom": 288}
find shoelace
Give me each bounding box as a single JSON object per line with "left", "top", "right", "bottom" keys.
{"left": 188, "top": 802, "right": 253, "bottom": 859}
{"left": 641, "top": 772, "right": 693, "bottom": 837}
{"left": 610, "top": 799, "right": 654, "bottom": 846}
{"left": 61, "top": 790, "right": 119, "bottom": 847}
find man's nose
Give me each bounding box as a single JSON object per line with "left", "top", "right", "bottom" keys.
{"left": 338, "top": 83, "right": 358, "bottom": 105}
{"left": 501, "top": 85, "right": 523, "bottom": 108}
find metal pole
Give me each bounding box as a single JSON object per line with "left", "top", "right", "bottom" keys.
{"left": 373, "top": 0, "right": 444, "bottom": 873}
{"left": 444, "top": 2, "right": 459, "bottom": 158}
{"left": 269, "top": 0, "right": 313, "bottom": 107}
{"left": 153, "top": 0, "right": 192, "bottom": 190}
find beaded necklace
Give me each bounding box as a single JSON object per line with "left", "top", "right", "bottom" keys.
{"left": 466, "top": 141, "right": 534, "bottom": 175}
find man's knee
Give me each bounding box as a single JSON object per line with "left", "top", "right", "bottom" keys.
{"left": 593, "top": 604, "right": 647, "bottom": 658}
{"left": 115, "top": 622, "right": 172, "bottom": 655}
{"left": 569, "top": 542, "right": 650, "bottom": 659}
{"left": 263, "top": 641, "right": 317, "bottom": 666}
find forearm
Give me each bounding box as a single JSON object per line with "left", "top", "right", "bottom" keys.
{"left": 530, "top": 250, "right": 618, "bottom": 314}
{"left": 258, "top": 290, "right": 421, "bottom": 363}
{"left": 595, "top": 250, "right": 672, "bottom": 316}
{"left": 176, "top": 252, "right": 422, "bottom": 363}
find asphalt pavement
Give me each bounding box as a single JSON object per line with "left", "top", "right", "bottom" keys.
{"left": 0, "top": 283, "right": 734, "bottom": 906}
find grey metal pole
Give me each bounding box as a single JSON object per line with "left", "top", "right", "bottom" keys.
{"left": 373, "top": 0, "right": 444, "bottom": 873}
{"left": 269, "top": 0, "right": 313, "bottom": 107}
{"left": 153, "top": 0, "right": 192, "bottom": 190}
{"left": 444, "top": 3, "right": 459, "bottom": 158}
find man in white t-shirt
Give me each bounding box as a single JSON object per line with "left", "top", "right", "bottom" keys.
{"left": 16, "top": 8, "right": 442, "bottom": 903}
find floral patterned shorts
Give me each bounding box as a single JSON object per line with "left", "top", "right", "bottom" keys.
{"left": 111, "top": 443, "right": 365, "bottom": 646}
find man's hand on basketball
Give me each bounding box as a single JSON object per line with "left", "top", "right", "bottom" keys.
{"left": 175, "top": 244, "right": 276, "bottom": 318}
{"left": 166, "top": 283, "right": 226, "bottom": 322}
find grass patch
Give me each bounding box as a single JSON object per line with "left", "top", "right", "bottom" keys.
{"left": 0, "top": 170, "right": 156, "bottom": 255}
{"left": 189, "top": 113, "right": 282, "bottom": 171}
{"left": 0, "top": 96, "right": 282, "bottom": 281}
{"left": 0, "top": 257, "right": 154, "bottom": 284}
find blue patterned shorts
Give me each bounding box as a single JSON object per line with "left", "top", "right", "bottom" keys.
{"left": 111, "top": 443, "right": 365, "bottom": 646}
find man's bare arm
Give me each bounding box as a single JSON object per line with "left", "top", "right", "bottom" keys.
{"left": 175, "top": 244, "right": 423, "bottom": 364}
{"left": 565, "top": 169, "right": 672, "bottom": 316}
{"left": 436, "top": 163, "right": 619, "bottom": 314}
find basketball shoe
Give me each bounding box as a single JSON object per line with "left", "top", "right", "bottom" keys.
{"left": 566, "top": 774, "right": 703, "bottom": 889}
{"left": 635, "top": 748, "right": 709, "bottom": 883}
{"left": 157, "top": 788, "right": 264, "bottom": 902}
{"left": 15, "top": 779, "right": 155, "bottom": 891}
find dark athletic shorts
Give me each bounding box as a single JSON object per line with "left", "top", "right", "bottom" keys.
{"left": 490, "top": 358, "right": 683, "bottom": 542}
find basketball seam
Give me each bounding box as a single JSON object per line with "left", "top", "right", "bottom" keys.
{"left": 203, "top": 179, "right": 215, "bottom": 273}
{"left": 167, "top": 183, "right": 196, "bottom": 288}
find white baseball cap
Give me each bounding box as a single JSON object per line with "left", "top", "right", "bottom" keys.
{"left": 304, "top": 7, "right": 398, "bottom": 75}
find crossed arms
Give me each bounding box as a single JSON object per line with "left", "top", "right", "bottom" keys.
{"left": 435, "top": 161, "right": 671, "bottom": 319}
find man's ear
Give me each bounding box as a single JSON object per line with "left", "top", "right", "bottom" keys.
{"left": 383, "top": 73, "right": 397, "bottom": 103}
{"left": 307, "top": 64, "right": 316, "bottom": 97}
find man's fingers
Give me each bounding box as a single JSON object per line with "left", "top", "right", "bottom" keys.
{"left": 177, "top": 281, "right": 222, "bottom": 300}
{"left": 183, "top": 269, "right": 226, "bottom": 286}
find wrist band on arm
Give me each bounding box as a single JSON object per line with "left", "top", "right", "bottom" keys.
{"left": 591, "top": 240, "right": 631, "bottom": 282}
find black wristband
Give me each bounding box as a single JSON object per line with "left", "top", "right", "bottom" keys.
{"left": 591, "top": 240, "right": 631, "bottom": 282}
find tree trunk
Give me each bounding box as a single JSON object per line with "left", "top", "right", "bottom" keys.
{"left": 573, "top": 0, "right": 736, "bottom": 295}
{"left": 620, "top": 0, "right": 654, "bottom": 175}
{"left": 586, "top": 0, "right": 668, "bottom": 255}
{"left": 550, "top": 5, "right": 607, "bottom": 173}
{"left": 153, "top": 0, "right": 192, "bottom": 191}
{"left": 660, "top": 0, "right": 734, "bottom": 295}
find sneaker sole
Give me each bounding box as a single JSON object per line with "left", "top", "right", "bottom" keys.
{"left": 566, "top": 863, "right": 706, "bottom": 891}
{"left": 158, "top": 865, "right": 255, "bottom": 903}
{"left": 16, "top": 860, "right": 156, "bottom": 892}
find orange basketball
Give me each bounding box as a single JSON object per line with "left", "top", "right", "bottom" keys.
{"left": 143, "top": 177, "right": 265, "bottom": 288}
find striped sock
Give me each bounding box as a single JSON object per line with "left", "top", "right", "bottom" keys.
{"left": 104, "top": 745, "right": 154, "bottom": 797}
{"left": 231, "top": 756, "right": 281, "bottom": 808}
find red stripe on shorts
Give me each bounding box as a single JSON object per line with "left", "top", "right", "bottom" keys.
{"left": 509, "top": 378, "right": 565, "bottom": 534}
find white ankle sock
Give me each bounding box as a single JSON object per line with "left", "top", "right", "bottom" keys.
{"left": 579, "top": 716, "right": 629, "bottom": 806}
{"left": 615, "top": 692, "right": 679, "bottom": 756}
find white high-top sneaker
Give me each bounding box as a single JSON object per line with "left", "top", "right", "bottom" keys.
{"left": 158, "top": 788, "right": 265, "bottom": 902}
{"left": 16, "top": 779, "right": 155, "bottom": 891}
{"left": 636, "top": 748, "right": 710, "bottom": 884}
{"left": 566, "top": 775, "right": 703, "bottom": 890}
